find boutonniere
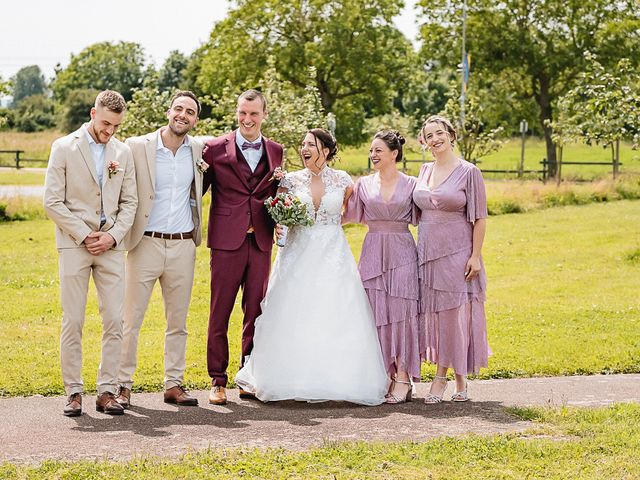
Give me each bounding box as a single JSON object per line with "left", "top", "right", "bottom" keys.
{"left": 108, "top": 160, "right": 124, "bottom": 178}
{"left": 269, "top": 166, "right": 287, "bottom": 183}
{"left": 196, "top": 158, "right": 209, "bottom": 174}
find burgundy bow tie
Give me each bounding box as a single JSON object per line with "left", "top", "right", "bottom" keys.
{"left": 241, "top": 141, "right": 261, "bottom": 151}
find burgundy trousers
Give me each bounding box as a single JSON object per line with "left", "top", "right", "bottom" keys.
{"left": 207, "top": 234, "right": 271, "bottom": 387}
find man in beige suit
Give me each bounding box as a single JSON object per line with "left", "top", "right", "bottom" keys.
{"left": 115, "top": 91, "right": 204, "bottom": 408}
{"left": 44, "top": 90, "right": 137, "bottom": 416}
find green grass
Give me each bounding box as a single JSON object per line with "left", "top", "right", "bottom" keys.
{"left": 336, "top": 138, "right": 640, "bottom": 179}
{"left": 1, "top": 403, "right": 639, "bottom": 478}
{"left": 0, "top": 200, "right": 638, "bottom": 397}
{"left": 0, "top": 170, "right": 45, "bottom": 185}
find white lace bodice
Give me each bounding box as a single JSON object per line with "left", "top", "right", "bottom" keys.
{"left": 280, "top": 167, "right": 353, "bottom": 225}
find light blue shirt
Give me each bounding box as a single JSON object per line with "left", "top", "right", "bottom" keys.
{"left": 146, "top": 130, "right": 195, "bottom": 234}
{"left": 235, "top": 131, "right": 263, "bottom": 172}
{"left": 83, "top": 125, "right": 106, "bottom": 223}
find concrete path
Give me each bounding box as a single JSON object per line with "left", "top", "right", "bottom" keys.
{"left": 1, "top": 374, "right": 638, "bottom": 464}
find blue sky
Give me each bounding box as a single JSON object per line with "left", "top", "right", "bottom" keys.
{"left": 0, "top": 0, "right": 419, "bottom": 81}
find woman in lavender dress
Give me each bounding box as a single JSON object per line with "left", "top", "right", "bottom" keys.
{"left": 413, "top": 115, "right": 490, "bottom": 403}
{"left": 344, "top": 131, "right": 420, "bottom": 404}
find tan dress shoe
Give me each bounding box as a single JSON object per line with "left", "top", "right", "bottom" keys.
{"left": 115, "top": 386, "right": 131, "bottom": 409}
{"left": 239, "top": 387, "right": 256, "bottom": 400}
{"left": 96, "top": 392, "right": 125, "bottom": 415}
{"left": 63, "top": 393, "right": 82, "bottom": 417}
{"left": 164, "top": 386, "right": 198, "bottom": 406}
{"left": 208, "top": 385, "right": 227, "bottom": 405}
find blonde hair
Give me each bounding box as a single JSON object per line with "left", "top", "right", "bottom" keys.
{"left": 421, "top": 115, "right": 457, "bottom": 146}
{"left": 95, "top": 90, "right": 127, "bottom": 113}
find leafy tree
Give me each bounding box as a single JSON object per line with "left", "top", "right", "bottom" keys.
{"left": 158, "top": 50, "right": 189, "bottom": 92}
{"left": 417, "top": 0, "right": 640, "bottom": 177}
{"left": 195, "top": 0, "right": 414, "bottom": 145}
{"left": 11, "top": 65, "right": 47, "bottom": 106}
{"left": 57, "top": 88, "right": 99, "bottom": 133}
{"left": 552, "top": 53, "right": 640, "bottom": 176}
{"left": 442, "top": 89, "right": 504, "bottom": 164}
{"left": 118, "top": 87, "right": 173, "bottom": 139}
{"left": 14, "top": 95, "right": 55, "bottom": 132}
{"left": 51, "top": 41, "right": 146, "bottom": 102}
{"left": 0, "top": 77, "right": 9, "bottom": 129}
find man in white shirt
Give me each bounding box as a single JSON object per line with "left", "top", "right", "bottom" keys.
{"left": 115, "top": 91, "right": 204, "bottom": 408}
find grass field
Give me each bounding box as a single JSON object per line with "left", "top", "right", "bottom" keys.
{"left": 0, "top": 200, "right": 638, "bottom": 397}
{"left": 1, "top": 403, "right": 639, "bottom": 478}
{"left": 2, "top": 131, "right": 638, "bottom": 180}
{"left": 335, "top": 137, "right": 640, "bottom": 179}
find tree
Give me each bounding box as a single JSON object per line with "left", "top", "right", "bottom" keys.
{"left": 417, "top": 0, "right": 640, "bottom": 177}
{"left": 118, "top": 87, "right": 174, "bottom": 139}
{"left": 11, "top": 65, "right": 47, "bottom": 106}
{"left": 158, "top": 50, "right": 189, "bottom": 92}
{"left": 552, "top": 53, "right": 640, "bottom": 177}
{"left": 443, "top": 89, "right": 504, "bottom": 164}
{"left": 51, "top": 41, "right": 146, "bottom": 102}
{"left": 57, "top": 88, "right": 99, "bottom": 133}
{"left": 14, "top": 95, "right": 55, "bottom": 132}
{"left": 0, "top": 77, "right": 9, "bottom": 129}
{"left": 195, "top": 0, "right": 414, "bottom": 144}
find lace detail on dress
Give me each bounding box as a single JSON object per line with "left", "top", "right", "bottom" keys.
{"left": 282, "top": 168, "right": 353, "bottom": 225}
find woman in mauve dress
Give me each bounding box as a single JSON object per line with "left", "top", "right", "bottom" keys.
{"left": 344, "top": 130, "right": 421, "bottom": 404}
{"left": 413, "top": 115, "right": 490, "bottom": 404}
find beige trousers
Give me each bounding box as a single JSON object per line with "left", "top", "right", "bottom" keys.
{"left": 118, "top": 236, "right": 196, "bottom": 390}
{"left": 58, "top": 248, "right": 125, "bottom": 396}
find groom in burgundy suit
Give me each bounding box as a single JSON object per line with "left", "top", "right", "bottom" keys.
{"left": 202, "top": 89, "right": 283, "bottom": 405}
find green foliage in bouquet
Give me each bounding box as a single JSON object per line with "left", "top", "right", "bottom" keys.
{"left": 264, "top": 192, "right": 314, "bottom": 227}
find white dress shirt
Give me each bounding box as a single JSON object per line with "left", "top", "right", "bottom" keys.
{"left": 83, "top": 125, "right": 106, "bottom": 223}
{"left": 236, "top": 131, "right": 263, "bottom": 172}
{"left": 146, "top": 131, "right": 195, "bottom": 234}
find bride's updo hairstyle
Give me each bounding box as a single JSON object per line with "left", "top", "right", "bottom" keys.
{"left": 421, "top": 115, "right": 457, "bottom": 146}
{"left": 373, "top": 130, "right": 406, "bottom": 163}
{"left": 307, "top": 128, "right": 339, "bottom": 163}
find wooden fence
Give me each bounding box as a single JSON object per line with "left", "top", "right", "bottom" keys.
{"left": 0, "top": 150, "right": 48, "bottom": 169}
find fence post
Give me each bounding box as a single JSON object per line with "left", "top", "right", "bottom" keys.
{"left": 541, "top": 158, "right": 547, "bottom": 183}
{"left": 15, "top": 151, "right": 21, "bottom": 169}
{"left": 402, "top": 157, "right": 407, "bottom": 173}
{"left": 613, "top": 139, "right": 620, "bottom": 179}
{"left": 367, "top": 154, "right": 371, "bottom": 172}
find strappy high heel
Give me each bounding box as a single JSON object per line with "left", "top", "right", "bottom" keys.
{"left": 424, "top": 375, "right": 448, "bottom": 404}
{"left": 385, "top": 378, "right": 413, "bottom": 404}
{"left": 451, "top": 382, "right": 469, "bottom": 402}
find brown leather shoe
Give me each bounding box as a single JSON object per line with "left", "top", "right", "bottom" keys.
{"left": 63, "top": 393, "right": 82, "bottom": 417}
{"left": 239, "top": 387, "right": 256, "bottom": 400}
{"left": 208, "top": 385, "right": 227, "bottom": 405}
{"left": 115, "top": 386, "right": 131, "bottom": 409}
{"left": 96, "top": 392, "right": 125, "bottom": 415}
{"left": 164, "top": 386, "right": 198, "bottom": 406}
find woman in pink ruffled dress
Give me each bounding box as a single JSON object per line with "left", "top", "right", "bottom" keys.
{"left": 413, "top": 115, "right": 490, "bottom": 404}
{"left": 345, "top": 131, "right": 420, "bottom": 404}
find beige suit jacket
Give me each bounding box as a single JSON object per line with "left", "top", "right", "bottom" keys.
{"left": 44, "top": 127, "right": 138, "bottom": 249}
{"left": 123, "top": 129, "right": 204, "bottom": 250}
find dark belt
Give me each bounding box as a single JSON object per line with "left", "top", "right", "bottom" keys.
{"left": 144, "top": 231, "right": 193, "bottom": 240}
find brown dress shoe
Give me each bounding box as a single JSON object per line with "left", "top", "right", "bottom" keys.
{"left": 208, "top": 385, "right": 227, "bottom": 405}
{"left": 239, "top": 387, "right": 256, "bottom": 400}
{"left": 115, "top": 386, "right": 131, "bottom": 409}
{"left": 63, "top": 393, "right": 82, "bottom": 417}
{"left": 96, "top": 392, "right": 125, "bottom": 415}
{"left": 164, "top": 386, "right": 198, "bottom": 406}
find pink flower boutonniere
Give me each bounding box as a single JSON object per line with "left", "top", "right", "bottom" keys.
{"left": 270, "top": 166, "right": 287, "bottom": 184}
{"left": 108, "top": 160, "right": 124, "bottom": 178}
{"left": 196, "top": 158, "right": 209, "bottom": 174}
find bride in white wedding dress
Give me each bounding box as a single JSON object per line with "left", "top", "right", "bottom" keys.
{"left": 235, "top": 128, "right": 389, "bottom": 405}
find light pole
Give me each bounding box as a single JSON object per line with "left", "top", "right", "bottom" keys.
{"left": 460, "top": 0, "right": 468, "bottom": 129}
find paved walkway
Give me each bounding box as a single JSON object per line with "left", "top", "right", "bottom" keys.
{"left": 1, "top": 374, "right": 638, "bottom": 464}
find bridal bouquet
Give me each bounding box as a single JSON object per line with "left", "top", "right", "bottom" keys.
{"left": 265, "top": 192, "right": 313, "bottom": 246}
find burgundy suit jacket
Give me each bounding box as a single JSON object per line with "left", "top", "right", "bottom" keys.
{"left": 202, "top": 131, "right": 284, "bottom": 252}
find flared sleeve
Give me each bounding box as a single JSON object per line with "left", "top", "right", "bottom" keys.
{"left": 465, "top": 165, "right": 488, "bottom": 223}
{"left": 344, "top": 177, "right": 365, "bottom": 224}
